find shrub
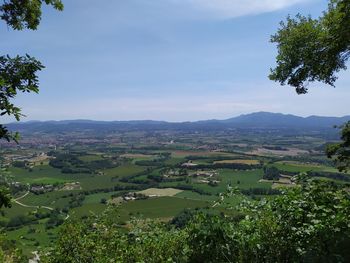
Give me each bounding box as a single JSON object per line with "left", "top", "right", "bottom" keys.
{"left": 43, "top": 179, "right": 350, "bottom": 263}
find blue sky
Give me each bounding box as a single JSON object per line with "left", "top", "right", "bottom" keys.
{"left": 1, "top": 0, "right": 349, "bottom": 121}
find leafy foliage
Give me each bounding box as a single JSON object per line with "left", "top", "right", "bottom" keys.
{"left": 0, "top": 0, "right": 63, "bottom": 142}
{"left": 262, "top": 166, "right": 280, "bottom": 180}
{"left": 0, "top": 55, "right": 44, "bottom": 141}
{"left": 0, "top": 167, "right": 12, "bottom": 209}
{"left": 326, "top": 122, "right": 350, "bottom": 172}
{"left": 236, "top": 179, "right": 350, "bottom": 262}
{"left": 269, "top": 0, "right": 350, "bottom": 94}
{"left": 0, "top": 0, "right": 63, "bottom": 30}
{"left": 186, "top": 213, "right": 237, "bottom": 263}
{"left": 42, "top": 208, "right": 189, "bottom": 263}
{"left": 44, "top": 179, "right": 350, "bottom": 262}
{"left": 0, "top": 234, "right": 25, "bottom": 263}
{"left": 270, "top": 0, "right": 350, "bottom": 172}
{"left": 0, "top": 186, "right": 11, "bottom": 209}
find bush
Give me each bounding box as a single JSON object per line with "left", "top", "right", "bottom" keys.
{"left": 0, "top": 234, "right": 26, "bottom": 263}
{"left": 7, "top": 215, "right": 34, "bottom": 228}
{"left": 42, "top": 209, "right": 189, "bottom": 263}
{"left": 235, "top": 179, "right": 350, "bottom": 262}
{"left": 186, "top": 213, "right": 238, "bottom": 262}
{"left": 43, "top": 180, "right": 350, "bottom": 263}
{"left": 262, "top": 166, "right": 280, "bottom": 180}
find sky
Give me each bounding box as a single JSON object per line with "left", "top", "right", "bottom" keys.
{"left": 1, "top": 0, "right": 349, "bottom": 122}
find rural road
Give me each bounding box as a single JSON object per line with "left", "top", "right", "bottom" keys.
{"left": 14, "top": 191, "right": 29, "bottom": 201}
{"left": 13, "top": 190, "right": 72, "bottom": 220}
{"left": 12, "top": 191, "right": 70, "bottom": 263}
{"left": 13, "top": 191, "right": 54, "bottom": 211}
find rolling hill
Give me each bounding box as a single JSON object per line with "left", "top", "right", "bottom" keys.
{"left": 5, "top": 112, "right": 350, "bottom": 134}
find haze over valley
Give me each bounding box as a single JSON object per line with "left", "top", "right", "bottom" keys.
{"left": 1, "top": 0, "right": 350, "bottom": 262}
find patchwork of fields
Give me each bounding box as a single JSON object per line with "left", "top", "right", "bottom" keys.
{"left": 1, "top": 129, "right": 349, "bottom": 256}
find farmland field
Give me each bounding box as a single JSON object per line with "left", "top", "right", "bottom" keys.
{"left": 214, "top": 159, "right": 260, "bottom": 165}
{"left": 137, "top": 188, "right": 184, "bottom": 197}
{"left": 118, "top": 197, "right": 209, "bottom": 221}
{"left": 1, "top": 125, "right": 349, "bottom": 257}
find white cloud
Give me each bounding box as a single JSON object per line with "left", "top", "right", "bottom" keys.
{"left": 169, "top": 0, "right": 312, "bottom": 19}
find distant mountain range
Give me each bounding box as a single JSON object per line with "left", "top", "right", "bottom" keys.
{"left": 6, "top": 112, "right": 350, "bottom": 133}
{"left": 221, "top": 112, "right": 350, "bottom": 128}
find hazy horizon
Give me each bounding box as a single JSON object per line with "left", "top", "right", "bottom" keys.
{"left": 1, "top": 0, "right": 349, "bottom": 122}
{"left": 6, "top": 111, "right": 350, "bottom": 124}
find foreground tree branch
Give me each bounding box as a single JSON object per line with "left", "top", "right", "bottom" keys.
{"left": 0, "top": 0, "right": 63, "bottom": 141}
{"left": 270, "top": 0, "right": 350, "bottom": 94}
{"left": 270, "top": 0, "right": 350, "bottom": 171}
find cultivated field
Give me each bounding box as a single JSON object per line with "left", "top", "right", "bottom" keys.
{"left": 138, "top": 188, "right": 183, "bottom": 197}
{"left": 1, "top": 127, "right": 348, "bottom": 256}
{"left": 214, "top": 159, "right": 260, "bottom": 165}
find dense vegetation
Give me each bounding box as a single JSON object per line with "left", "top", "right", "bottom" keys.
{"left": 270, "top": 0, "right": 350, "bottom": 172}
{"left": 42, "top": 179, "right": 350, "bottom": 263}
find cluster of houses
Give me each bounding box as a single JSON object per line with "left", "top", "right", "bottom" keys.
{"left": 164, "top": 164, "right": 221, "bottom": 186}
{"left": 4, "top": 152, "right": 51, "bottom": 168}
{"left": 122, "top": 192, "right": 148, "bottom": 201}
{"left": 30, "top": 184, "right": 55, "bottom": 194}
{"left": 30, "top": 182, "right": 82, "bottom": 194}
{"left": 191, "top": 170, "right": 220, "bottom": 185}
